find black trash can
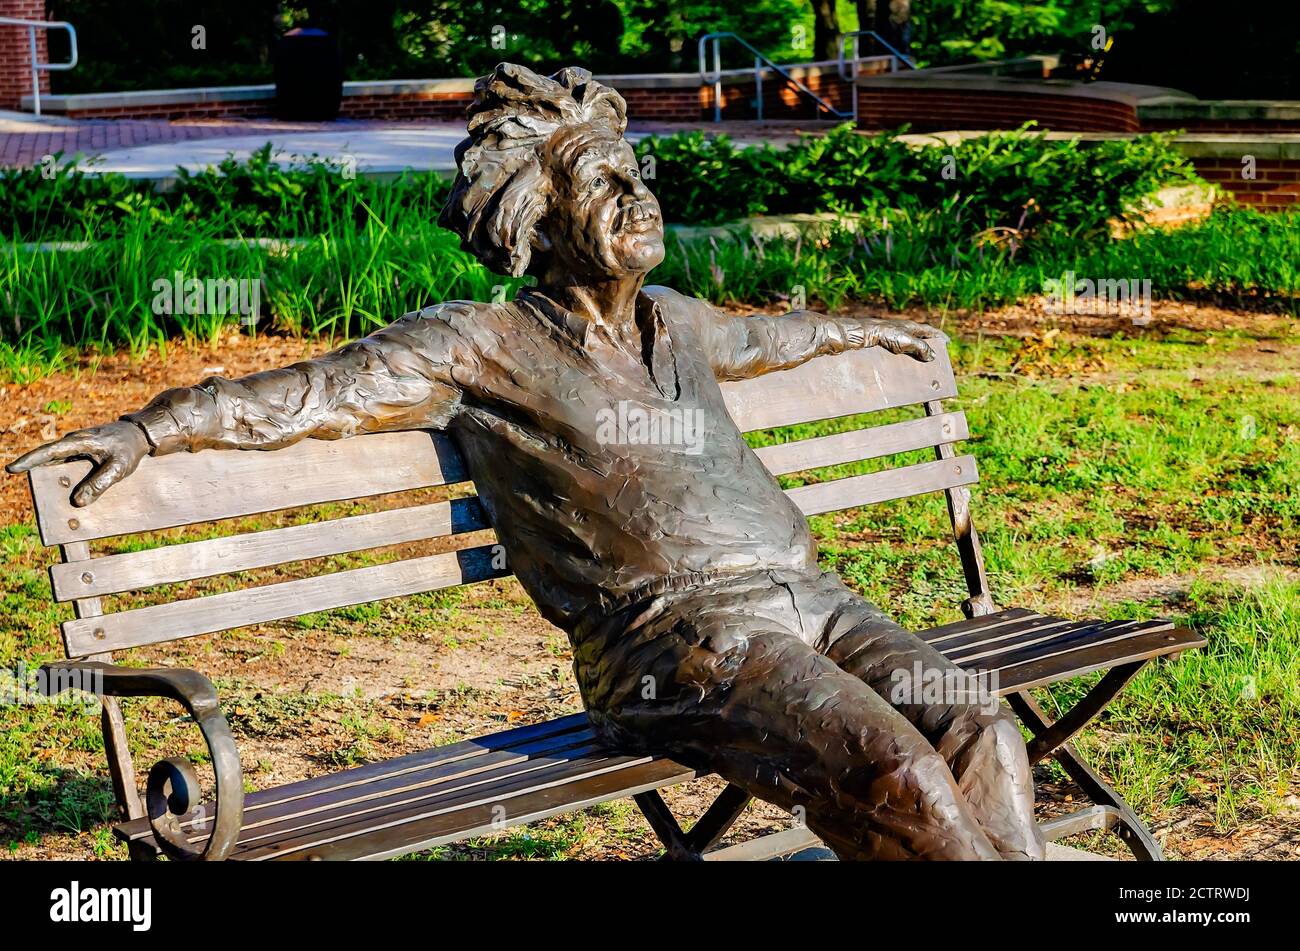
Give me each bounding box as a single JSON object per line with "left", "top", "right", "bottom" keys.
{"left": 274, "top": 28, "right": 343, "bottom": 121}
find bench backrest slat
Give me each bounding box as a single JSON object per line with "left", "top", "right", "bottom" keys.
{"left": 752, "top": 411, "right": 967, "bottom": 475}
{"left": 49, "top": 497, "right": 491, "bottom": 601}
{"left": 721, "top": 338, "right": 957, "bottom": 431}
{"left": 29, "top": 429, "right": 468, "bottom": 546}
{"left": 787, "top": 455, "right": 977, "bottom": 517}
{"left": 30, "top": 335, "right": 981, "bottom": 659}
{"left": 63, "top": 546, "right": 506, "bottom": 656}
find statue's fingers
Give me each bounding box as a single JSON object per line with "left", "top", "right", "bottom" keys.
{"left": 6, "top": 437, "right": 90, "bottom": 474}
{"left": 892, "top": 319, "right": 938, "bottom": 338}
{"left": 72, "top": 457, "right": 126, "bottom": 507}
{"left": 896, "top": 334, "right": 935, "bottom": 362}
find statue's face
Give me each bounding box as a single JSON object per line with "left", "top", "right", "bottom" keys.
{"left": 538, "top": 127, "right": 665, "bottom": 280}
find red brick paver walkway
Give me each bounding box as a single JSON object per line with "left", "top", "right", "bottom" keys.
{"left": 0, "top": 117, "right": 836, "bottom": 169}
{"left": 0, "top": 117, "right": 431, "bottom": 168}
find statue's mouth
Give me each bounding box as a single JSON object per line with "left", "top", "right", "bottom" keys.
{"left": 616, "top": 203, "right": 661, "bottom": 236}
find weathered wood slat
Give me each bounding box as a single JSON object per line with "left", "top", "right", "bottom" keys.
{"left": 703, "top": 827, "right": 825, "bottom": 861}
{"left": 785, "top": 455, "right": 977, "bottom": 517}
{"left": 948, "top": 619, "right": 1152, "bottom": 666}
{"left": 114, "top": 713, "right": 593, "bottom": 843}
{"left": 64, "top": 544, "right": 507, "bottom": 656}
{"left": 721, "top": 334, "right": 958, "bottom": 432}
{"left": 954, "top": 620, "right": 1169, "bottom": 673}
{"left": 920, "top": 608, "right": 1042, "bottom": 644}
{"left": 29, "top": 429, "right": 468, "bottom": 545}
{"left": 30, "top": 345, "right": 956, "bottom": 547}
{"left": 933, "top": 615, "right": 1081, "bottom": 654}
{"left": 231, "top": 741, "right": 614, "bottom": 853}
{"left": 240, "top": 750, "right": 666, "bottom": 861}
{"left": 752, "top": 411, "right": 967, "bottom": 476}
{"left": 979, "top": 626, "right": 1206, "bottom": 694}
{"left": 51, "top": 497, "right": 491, "bottom": 601}
{"left": 290, "top": 758, "right": 697, "bottom": 862}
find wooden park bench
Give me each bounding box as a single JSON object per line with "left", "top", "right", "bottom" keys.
{"left": 24, "top": 330, "right": 1204, "bottom": 861}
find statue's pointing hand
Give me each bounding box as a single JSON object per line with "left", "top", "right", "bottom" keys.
{"left": 6, "top": 420, "right": 151, "bottom": 506}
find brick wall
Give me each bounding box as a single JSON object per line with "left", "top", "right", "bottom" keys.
{"left": 856, "top": 86, "right": 1141, "bottom": 132}
{"left": 704, "top": 67, "right": 857, "bottom": 121}
{"left": 339, "top": 91, "right": 472, "bottom": 120}
{"left": 1191, "top": 157, "right": 1300, "bottom": 211}
{"left": 0, "top": 0, "right": 50, "bottom": 109}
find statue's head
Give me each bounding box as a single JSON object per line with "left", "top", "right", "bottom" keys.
{"left": 440, "top": 63, "right": 664, "bottom": 282}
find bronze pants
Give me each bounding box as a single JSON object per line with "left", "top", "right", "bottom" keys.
{"left": 574, "top": 569, "right": 1045, "bottom": 860}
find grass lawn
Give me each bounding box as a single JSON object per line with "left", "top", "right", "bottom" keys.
{"left": 0, "top": 306, "right": 1296, "bottom": 860}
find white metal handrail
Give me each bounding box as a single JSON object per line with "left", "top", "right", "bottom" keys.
{"left": 837, "top": 30, "right": 916, "bottom": 122}
{"left": 0, "top": 16, "right": 78, "bottom": 116}
{"left": 697, "top": 32, "right": 851, "bottom": 122}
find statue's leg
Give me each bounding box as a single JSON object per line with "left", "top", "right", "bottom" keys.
{"left": 814, "top": 591, "right": 1045, "bottom": 860}
{"left": 586, "top": 603, "right": 1004, "bottom": 860}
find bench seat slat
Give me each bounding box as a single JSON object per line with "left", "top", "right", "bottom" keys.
{"left": 936, "top": 617, "right": 1081, "bottom": 655}
{"left": 948, "top": 619, "right": 1155, "bottom": 667}
{"left": 919, "top": 607, "right": 1041, "bottom": 643}
{"left": 988, "top": 626, "right": 1206, "bottom": 694}
{"left": 241, "top": 750, "right": 676, "bottom": 861}
{"left": 228, "top": 741, "right": 615, "bottom": 853}
{"left": 268, "top": 758, "right": 699, "bottom": 862}
{"left": 51, "top": 497, "right": 492, "bottom": 601}
{"left": 114, "top": 713, "right": 593, "bottom": 843}
{"left": 121, "top": 748, "right": 662, "bottom": 860}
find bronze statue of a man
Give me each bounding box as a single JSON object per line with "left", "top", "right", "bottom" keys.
{"left": 10, "top": 64, "right": 1044, "bottom": 860}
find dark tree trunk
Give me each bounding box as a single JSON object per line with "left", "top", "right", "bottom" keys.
{"left": 811, "top": 0, "right": 841, "bottom": 61}
{"left": 857, "top": 0, "right": 877, "bottom": 38}
{"left": 876, "top": 0, "right": 912, "bottom": 55}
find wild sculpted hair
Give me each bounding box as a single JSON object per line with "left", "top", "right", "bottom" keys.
{"left": 438, "top": 63, "right": 628, "bottom": 278}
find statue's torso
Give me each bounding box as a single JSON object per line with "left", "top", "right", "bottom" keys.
{"left": 440, "top": 288, "right": 817, "bottom": 631}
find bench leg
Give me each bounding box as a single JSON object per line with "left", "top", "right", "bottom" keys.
{"left": 1022, "top": 662, "right": 1145, "bottom": 765}
{"left": 634, "top": 783, "right": 753, "bottom": 861}
{"left": 1008, "top": 688, "right": 1164, "bottom": 861}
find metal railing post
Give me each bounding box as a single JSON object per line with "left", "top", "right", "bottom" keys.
{"left": 0, "top": 16, "right": 78, "bottom": 116}
{"left": 698, "top": 31, "right": 852, "bottom": 122}
{"left": 836, "top": 30, "right": 916, "bottom": 124}
{"left": 713, "top": 36, "right": 723, "bottom": 122}
{"left": 754, "top": 55, "right": 763, "bottom": 121}
{"left": 28, "top": 25, "right": 40, "bottom": 115}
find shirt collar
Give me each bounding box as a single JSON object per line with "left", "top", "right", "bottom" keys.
{"left": 517, "top": 287, "right": 665, "bottom": 345}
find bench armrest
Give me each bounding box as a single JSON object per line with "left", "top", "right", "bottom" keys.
{"left": 41, "top": 661, "right": 244, "bottom": 861}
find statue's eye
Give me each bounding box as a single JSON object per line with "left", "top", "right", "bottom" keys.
{"left": 590, "top": 176, "right": 607, "bottom": 190}
{"left": 627, "top": 166, "right": 640, "bottom": 179}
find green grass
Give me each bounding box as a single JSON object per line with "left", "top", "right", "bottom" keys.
{"left": 4, "top": 205, "right": 1295, "bottom": 384}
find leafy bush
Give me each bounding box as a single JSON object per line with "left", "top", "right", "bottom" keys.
{"left": 0, "top": 146, "right": 452, "bottom": 242}
{"left": 637, "top": 124, "right": 1200, "bottom": 244}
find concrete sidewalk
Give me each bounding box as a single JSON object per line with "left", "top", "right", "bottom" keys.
{"left": 0, "top": 115, "right": 828, "bottom": 177}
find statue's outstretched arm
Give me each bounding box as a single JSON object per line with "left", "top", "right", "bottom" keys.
{"left": 8, "top": 305, "right": 473, "bottom": 506}
{"left": 701, "top": 305, "right": 939, "bottom": 382}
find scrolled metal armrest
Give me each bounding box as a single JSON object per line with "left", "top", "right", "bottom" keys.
{"left": 40, "top": 661, "right": 244, "bottom": 861}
